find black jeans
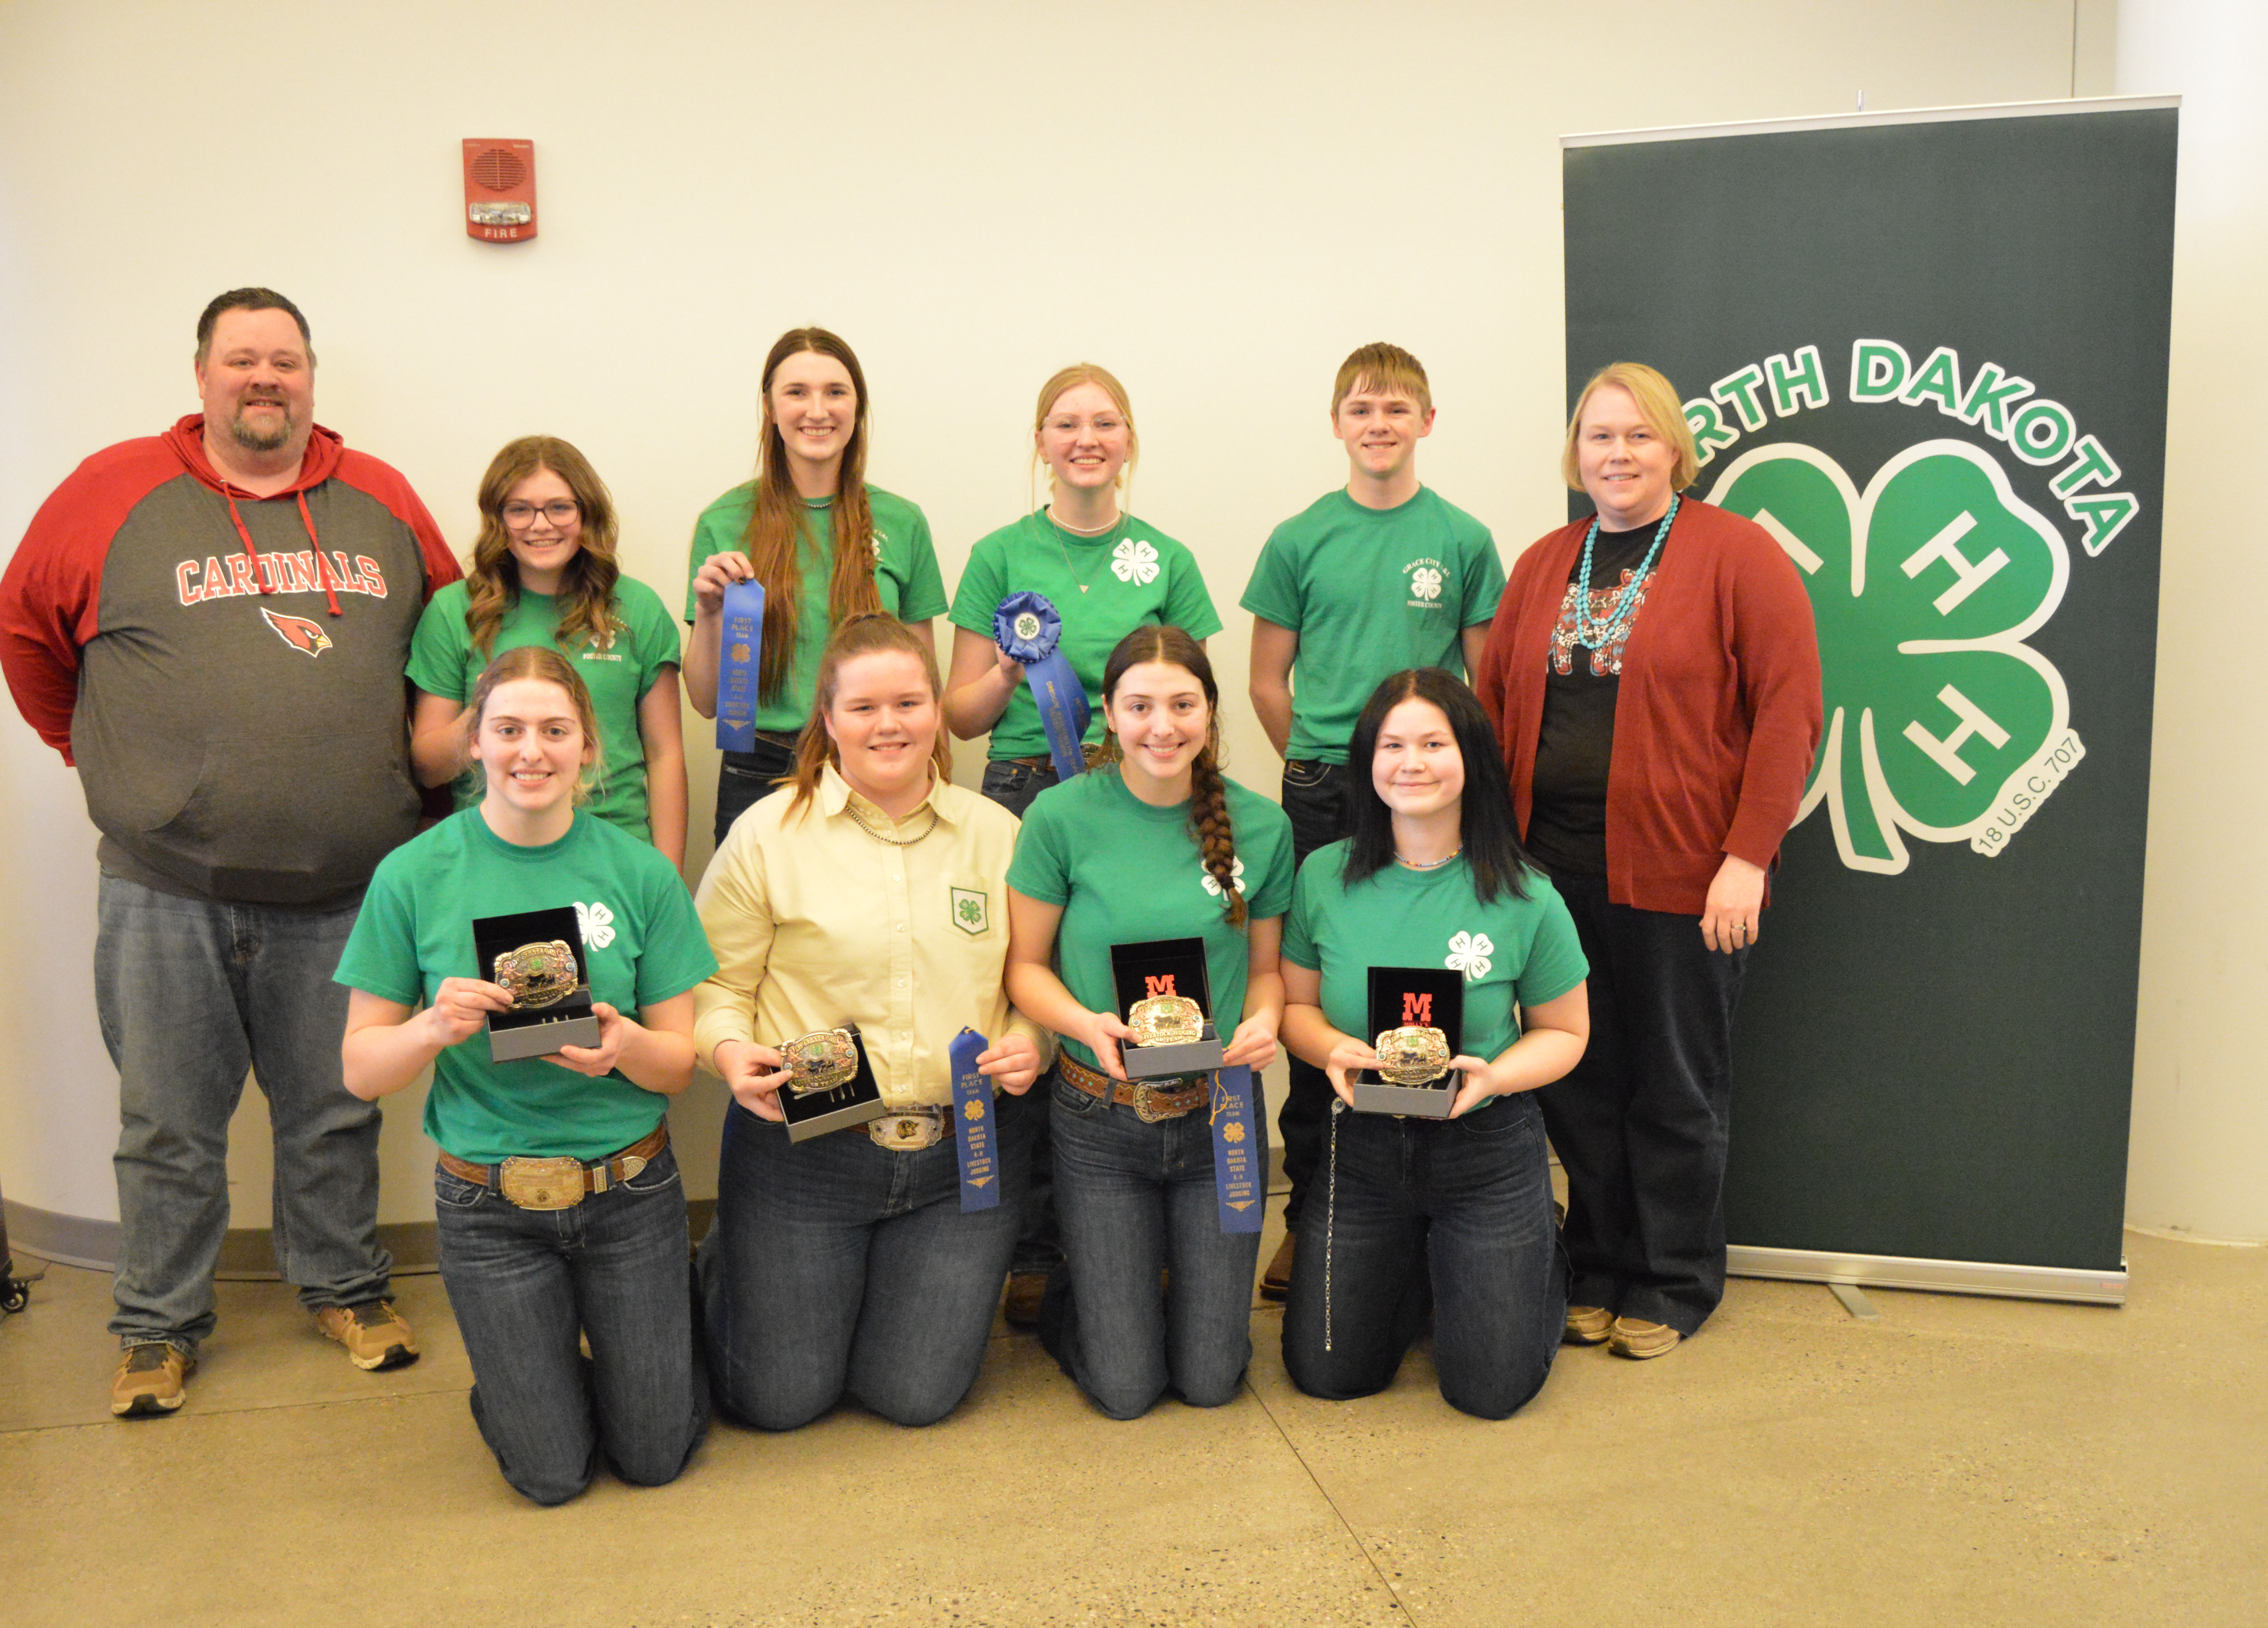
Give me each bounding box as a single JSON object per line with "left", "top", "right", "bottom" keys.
{"left": 1277, "top": 759, "right": 1353, "bottom": 1230}
{"left": 712, "top": 732, "right": 798, "bottom": 849}
{"left": 1538, "top": 871, "right": 1747, "bottom": 1336}
{"left": 980, "top": 758, "right": 1064, "bottom": 1274}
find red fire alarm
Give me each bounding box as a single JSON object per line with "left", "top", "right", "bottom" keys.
{"left": 463, "top": 138, "right": 537, "bottom": 243}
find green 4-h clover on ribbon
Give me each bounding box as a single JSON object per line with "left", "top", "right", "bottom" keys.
{"left": 1706, "top": 439, "right": 2073, "bottom": 874}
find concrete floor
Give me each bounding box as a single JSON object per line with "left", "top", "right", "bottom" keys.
{"left": 3, "top": 1204, "right": 2262, "bottom": 1628}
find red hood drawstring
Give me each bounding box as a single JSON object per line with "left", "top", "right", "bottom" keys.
{"left": 219, "top": 485, "right": 343, "bottom": 617}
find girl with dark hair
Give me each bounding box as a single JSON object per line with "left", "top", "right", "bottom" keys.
{"left": 692, "top": 614, "right": 1046, "bottom": 1430}
{"left": 1004, "top": 626, "right": 1292, "bottom": 1419}
{"left": 683, "top": 329, "right": 949, "bottom": 847}
{"left": 339, "top": 646, "right": 716, "bottom": 1503}
{"left": 410, "top": 435, "right": 687, "bottom": 864}
{"left": 1279, "top": 668, "right": 1590, "bottom": 1419}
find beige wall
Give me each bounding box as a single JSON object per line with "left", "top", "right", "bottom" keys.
{"left": 0, "top": 0, "right": 2103, "bottom": 1231}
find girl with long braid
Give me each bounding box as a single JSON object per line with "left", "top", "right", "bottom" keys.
{"left": 1004, "top": 626, "right": 1292, "bottom": 1418}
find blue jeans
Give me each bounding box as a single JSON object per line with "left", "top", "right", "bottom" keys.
{"left": 1040, "top": 1069, "right": 1263, "bottom": 1419}
{"left": 1276, "top": 759, "right": 1354, "bottom": 1230}
{"left": 434, "top": 1145, "right": 706, "bottom": 1505}
{"left": 1283, "top": 1094, "right": 1566, "bottom": 1420}
{"left": 698, "top": 1098, "right": 1031, "bottom": 1429}
{"left": 1538, "top": 872, "right": 1747, "bottom": 1335}
{"left": 981, "top": 757, "right": 1065, "bottom": 1276}
{"left": 713, "top": 732, "right": 798, "bottom": 848}
{"left": 95, "top": 871, "right": 390, "bottom": 1351}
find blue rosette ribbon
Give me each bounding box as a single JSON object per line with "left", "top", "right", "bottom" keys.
{"left": 993, "top": 591, "right": 1089, "bottom": 781}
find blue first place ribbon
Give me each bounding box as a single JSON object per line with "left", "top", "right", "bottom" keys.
{"left": 948, "top": 1028, "right": 1000, "bottom": 1213}
{"left": 993, "top": 591, "right": 1089, "bottom": 782}
{"left": 1209, "top": 1065, "right": 1263, "bottom": 1233}
{"left": 716, "top": 578, "right": 765, "bottom": 754}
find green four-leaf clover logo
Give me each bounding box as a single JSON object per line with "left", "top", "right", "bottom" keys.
{"left": 1707, "top": 439, "right": 2073, "bottom": 874}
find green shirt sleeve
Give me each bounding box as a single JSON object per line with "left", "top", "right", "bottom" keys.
{"left": 684, "top": 484, "right": 756, "bottom": 623}
{"left": 1459, "top": 518, "right": 1507, "bottom": 627}
{"left": 1161, "top": 542, "right": 1223, "bottom": 640}
{"left": 1239, "top": 790, "right": 1297, "bottom": 921}
{"left": 1282, "top": 847, "right": 1331, "bottom": 971}
{"left": 1237, "top": 523, "right": 1305, "bottom": 630}
{"left": 1003, "top": 788, "right": 1072, "bottom": 906}
{"left": 633, "top": 857, "right": 721, "bottom": 1007}
{"left": 617, "top": 577, "right": 682, "bottom": 701}
{"left": 334, "top": 853, "right": 423, "bottom": 1006}
{"left": 891, "top": 502, "right": 949, "bottom": 622}
{"left": 1513, "top": 878, "right": 1589, "bottom": 1009}
{"left": 405, "top": 584, "right": 473, "bottom": 700}
{"left": 948, "top": 527, "right": 1011, "bottom": 638}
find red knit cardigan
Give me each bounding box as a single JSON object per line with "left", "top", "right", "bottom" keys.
{"left": 1473, "top": 498, "right": 1823, "bottom": 916}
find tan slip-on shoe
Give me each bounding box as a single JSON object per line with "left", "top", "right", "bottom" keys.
{"left": 111, "top": 1342, "right": 195, "bottom": 1417}
{"left": 1260, "top": 1233, "right": 1295, "bottom": 1303}
{"left": 1564, "top": 1304, "right": 1615, "bottom": 1345}
{"left": 315, "top": 1299, "right": 420, "bottom": 1371}
{"left": 1607, "top": 1315, "right": 1683, "bottom": 1359}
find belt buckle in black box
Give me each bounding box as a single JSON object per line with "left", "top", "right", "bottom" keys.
{"left": 1352, "top": 966, "right": 1462, "bottom": 1118}
{"left": 474, "top": 906, "right": 603, "bottom": 1064}
{"left": 1110, "top": 937, "right": 1224, "bottom": 1079}
{"left": 778, "top": 1023, "right": 888, "bottom": 1143}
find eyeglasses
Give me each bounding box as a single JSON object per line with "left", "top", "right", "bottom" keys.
{"left": 501, "top": 500, "right": 579, "bottom": 527}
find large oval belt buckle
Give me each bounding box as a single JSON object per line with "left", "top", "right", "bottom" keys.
{"left": 499, "top": 1154, "right": 586, "bottom": 1210}
{"left": 781, "top": 1028, "right": 858, "bottom": 1095}
{"left": 494, "top": 940, "right": 578, "bottom": 1009}
{"left": 1127, "top": 995, "right": 1203, "bottom": 1048}
{"left": 1374, "top": 1025, "right": 1451, "bottom": 1087}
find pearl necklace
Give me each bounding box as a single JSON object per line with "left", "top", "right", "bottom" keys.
{"left": 1573, "top": 493, "right": 1680, "bottom": 651}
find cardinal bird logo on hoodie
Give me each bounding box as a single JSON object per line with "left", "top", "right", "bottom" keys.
{"left": 261, "top": 608, "right": 334, "bottom": 657}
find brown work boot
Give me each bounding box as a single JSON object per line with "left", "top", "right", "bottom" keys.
{"left": 111, "top": 1342, "right": 195, "bottom": 1417}
{"left": 1607, "top": 1315, "right": 1682, "bottom": 1359}
{"left": 1563, "top": 1304, "right": 1615, "bottom": 1345}
{"left": 1260, "top": 1233, "right": 1295, "bottom": 1303}
{"left": 315, "top": 1299, "right": 419, "bottom": 1370}
{"left": 1002, "top": 1272, "right": 1046, "bottom": 1329}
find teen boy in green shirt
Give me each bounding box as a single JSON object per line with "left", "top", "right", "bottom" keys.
{"left": 1240, "top": 342, "right": 1505, "bottom": 1297}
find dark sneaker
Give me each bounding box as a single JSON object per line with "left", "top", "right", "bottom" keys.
{"left": 111, "top": 1342, "right": 194, "bottom": 1417}
{"left": 315, "top": 1299, "right": 419, "bottom": 1371}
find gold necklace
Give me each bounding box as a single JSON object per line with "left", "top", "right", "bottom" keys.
{"left": 1046, "top": 507, "right": 1123, "bottom": 595}
{"left": 845, "top": 799, "right": 939, "bottom": 846}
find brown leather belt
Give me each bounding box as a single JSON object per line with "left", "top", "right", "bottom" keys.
{"left": 437, "top": 1124, "right": 670, "bottom": 1211}
{"left": 1057, "top": 1050, "right": 1209, "bottom": 1123}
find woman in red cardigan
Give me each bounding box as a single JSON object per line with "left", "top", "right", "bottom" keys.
{"left": 1474, "top": 363, "right": 1821, "bottom": 1359}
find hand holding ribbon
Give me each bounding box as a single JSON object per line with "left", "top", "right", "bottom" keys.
{"left": 993, "top": 592, "right": 1090, "bottom": 781}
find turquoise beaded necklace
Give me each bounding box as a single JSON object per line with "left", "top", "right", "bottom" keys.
{"left": 1573, "top": 493, "right": 1680, "bottom": 651}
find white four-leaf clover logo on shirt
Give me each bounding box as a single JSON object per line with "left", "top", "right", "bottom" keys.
{"left": 576, "top": 900, "right": 616, "bottom": 951}
{"left": 1411, "top": 565, "right": 1445, "bottom": 601}
{"left": 1446, "top": 930, "right": 1494, "bottom": 980}
{"left": 1112, "top": 538, "right": 1160, "bottom": 585}
{"left": 1199, "top": 854, "right": 1248, "bottom": 900}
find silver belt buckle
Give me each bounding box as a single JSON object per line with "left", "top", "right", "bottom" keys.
{"left": 868, "top": 1109, "right": 944, "bottom": 1151}
{"left": 1131, "top": 1082, "right": 1190, "bottom": 1124}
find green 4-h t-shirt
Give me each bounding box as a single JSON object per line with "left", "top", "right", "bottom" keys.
{"left": 949, "top": 511, "right": 1222, "bottom": 762}
{"left": 408, "top": 577, "right": 681, "bottom": 840}
{"left": 1007, "top": 766, "right": 1293, "bottom": 1071}
{"left": 335, "top": 809, "right": 718, "bottom": 1165}
{"left": 683, "top": 482, "right": 948, "bottom": 732}
{"left": 1282, "top": 842, "right": 1586, "bottom": 1062}
{"left": 1240, "top": 487, "right": 1505, "bottom": 763}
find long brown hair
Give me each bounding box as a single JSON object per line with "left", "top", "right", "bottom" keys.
{"left": 744, "top": 328, "right": 881, "bottom": 701}
{"left": 466, "top": 436, "right": 623, "bottom": 658}
{"left": 1098, "top": 626, "right": 1244, "bottom": 926}
{"left": 466, "top": 645, "right": 604, "bottom": 806}
{"left": 783, "top": 614, "right": 952, "bottom": 821}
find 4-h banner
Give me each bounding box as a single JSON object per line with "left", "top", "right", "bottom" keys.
{"left": 1563, "top": 98, "right": 2177, "bottom": 1301}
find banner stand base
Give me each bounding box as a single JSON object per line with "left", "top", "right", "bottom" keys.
{"left": 1728, "top": 1245, "right": 2127, "bottom": 1307}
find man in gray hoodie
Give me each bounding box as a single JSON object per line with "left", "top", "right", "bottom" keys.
{"left": 0, "top": 288, "right": 462, "bottom": 1416}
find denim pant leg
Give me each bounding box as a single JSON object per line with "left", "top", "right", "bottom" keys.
{"left": 1540, "top": 874, "right": 1746, "bottom": 1335}
{"left": 438, "top": 1148, "right": 703, "bottom": 1506}
{"left": 849, "top": 1102, "right": 1031, "bottom": 1426}
{"left": 1277, "top": 761, "right": 1352, "bottom": 1230}
{"left": 242, "top": 894, "right": 391, "bottom": 1311}
{"left": 1420, "top": 1096, "right": 1567, "bottom": 1420}
{"left": 1282, "top": 1106, "right": 1432, "bottom": 1401}
{"left": 713, "top": 734, "right": 798, "bottom": 848}
{"left": 700, "top": 1101, "right": 1029, "bottom": 1430}
{"left": 983, "top": 757, "right": 1067, "bottom": 1278}
{"left": 1046, "top": 1072, "right": 1259, "bottom": 1419}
